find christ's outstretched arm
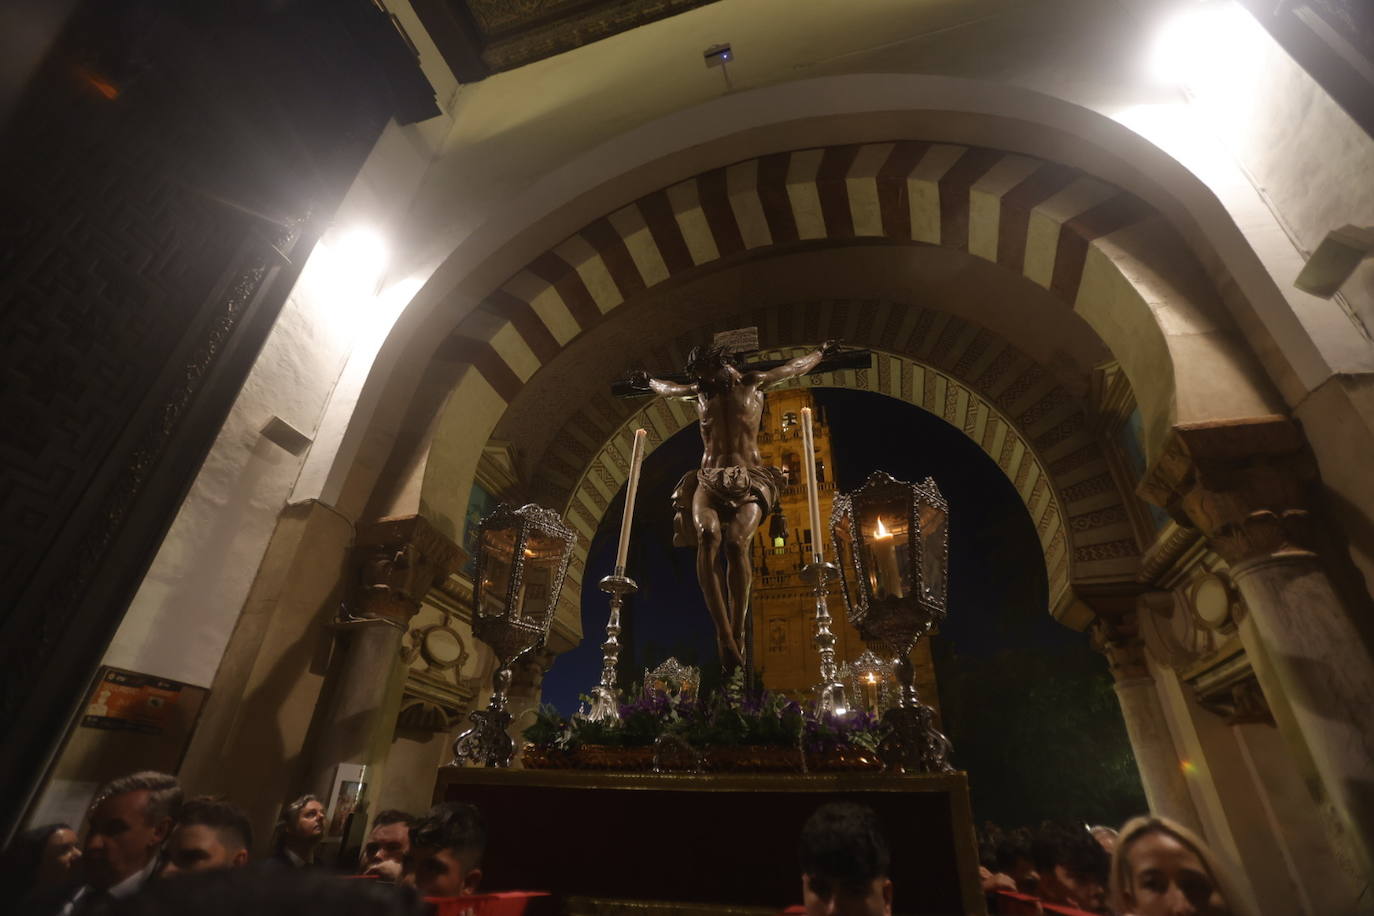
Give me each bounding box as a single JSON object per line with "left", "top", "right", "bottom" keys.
{"left": 628, "top": 369, "right": 699, "bottom": 399}
{"left": 750, "top": 340, "right": 840, "bottom": 388}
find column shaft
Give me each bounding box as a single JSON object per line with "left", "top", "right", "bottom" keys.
{"left": 1113, "top": 675, "right": 1204, "bottom": 833}
{"left": 307, "top": 620, "right": 407, "bottom": 796}
{"left": 302, "top": 514, "right": 462, "bottom": 814}
{"left": 1139, "top": 416, "right": 1374, "bottom": 880}
{"left": 1230, "top": 553, "right": 1374, "bottom": 874}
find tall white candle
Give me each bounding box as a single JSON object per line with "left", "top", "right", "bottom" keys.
{"left": 801, "top": 407, "right": 824, "bottom": 564}
{"left": 614, "top": 428, "right": 648, "bottom": 573}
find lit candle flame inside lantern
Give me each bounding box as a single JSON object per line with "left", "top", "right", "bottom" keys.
{"left": 868, "top": 517, "right": 902, "bottom": 598}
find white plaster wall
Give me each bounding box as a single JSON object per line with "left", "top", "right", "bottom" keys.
{"left": 1168, "top": 1, "right": 1374, "bottom": 335}
{"left": 1116, "top": 0, "right": 1374, "bottom": 366}
{"left": 103, "top": 117, "right": 453, "bottom": 687}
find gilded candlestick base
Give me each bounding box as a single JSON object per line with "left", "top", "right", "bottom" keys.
{"left": 580, "top": 573, "right": 637, "bottom": 724}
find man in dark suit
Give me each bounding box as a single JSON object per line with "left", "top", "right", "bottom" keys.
{"left": 25, "top": 771, "right": 182, "bottom": 916}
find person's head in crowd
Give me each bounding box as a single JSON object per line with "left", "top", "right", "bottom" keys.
{"left": 112, "top": 862, "right": 427, "bottom": 916}
{"left": 407, "top": 803, "right": 485, "bottom": 897}
{"left": 797, "top": 803, "right": 893, "bottom": 916}
{"left": 161, "top": 797, "right": 252, "bottom": 876}
{"left": 273, "top": 794, "right": 325, "bottom": 865}
{"left": 0, "top": 822, "right": 81, "bottom": 899}
{"left": 1111, "top": 816, "right": 1243, "bottom": 916}
{"left": 994, "top": 826, "right": 1040, "bottom": 896}
{"left": 1032, "top": 821, "right": 1109, "bottom": 914}
{"left": 1091, "top": 825, "right": 1119, "bottom": 855}
{"left": 975, "top": 825, "right": 1015, "bottom": 895}
{"left": 84, "top": 771, "right": 183, "bottom": 892}
{"left": 360, "top": 810, "right": 415, "bottom": 881}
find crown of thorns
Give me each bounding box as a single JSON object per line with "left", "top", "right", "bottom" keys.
{"left": 685, "top": 344, "right": 743, "bottom": 376}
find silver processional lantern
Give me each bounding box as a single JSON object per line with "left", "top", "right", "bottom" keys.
{"left": 451, "top": 503, "right": 576, "bottom": 768}
{"left": 831, "top": 471, "right": 954, "bottom": 773}
{"left": 847, "top": 649, "right": 894, "bottom": 716}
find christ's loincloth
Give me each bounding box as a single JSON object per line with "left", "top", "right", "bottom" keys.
{"left": 671, "top": 465, "right": 785, "bottom": 547}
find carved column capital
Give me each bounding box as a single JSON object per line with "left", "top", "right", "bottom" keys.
{"left": 1194, "top": 673, "right": 1274, "bottom": 727}
{"left": 352, "top": 514, "right": 467, "bottom": 624}
{"left": 1138, "top": 416, "right": 1315, "bottom": 566}
{"left": 1091, "top": 609, "right": 1150, "bottom": 682}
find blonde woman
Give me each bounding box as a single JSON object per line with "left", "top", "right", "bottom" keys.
{"left": 1110, "top": 817, "right": 1248, "bottom": 916}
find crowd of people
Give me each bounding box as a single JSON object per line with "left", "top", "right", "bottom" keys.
{"left": 1, "top": 770, "right": 1245, "bottom": 916}
{"left": 1, "top": 771, "right": 485, "bottom": 916}
{"left": 975, "top": 819, "right": 1243, "bottom": 916}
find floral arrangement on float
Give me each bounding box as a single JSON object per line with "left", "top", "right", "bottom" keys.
{"left": 520, "top": 671, "right": 885, "bottom": 773}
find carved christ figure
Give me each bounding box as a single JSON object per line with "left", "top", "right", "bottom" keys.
{"left": 630, "top": 342, "right": 838, "bottom": 668}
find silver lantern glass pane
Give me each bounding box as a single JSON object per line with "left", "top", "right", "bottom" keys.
{"left": 919, "top": 497, "right": 948, "bottom": 607}
{"left": 475, "top": 524, "right": 517, "bottom": 619}
{"left": 514, "top": 528, "right": 568, "bottom": 626}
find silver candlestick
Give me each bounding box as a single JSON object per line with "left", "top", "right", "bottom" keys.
{"left": 803, "top": 559, "right": 848, "bottom": 716}
{"left": 581, "top": 572, "right": 637, "bottom": 723}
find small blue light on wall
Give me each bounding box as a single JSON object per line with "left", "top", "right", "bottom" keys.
{"left": 703, "top": 43, "right": 732, "bottom": 68}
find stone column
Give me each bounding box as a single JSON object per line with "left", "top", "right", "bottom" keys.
{"left": 1093, "top": 612, "right": 1204, "bottom": 834}
{"left": 306, "top": 515, "right": 463, "bottom": 799}
{"left": 1141, "top": 416, "right": 1374, "bottom": 875}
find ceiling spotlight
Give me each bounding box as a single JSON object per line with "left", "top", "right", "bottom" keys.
{"left": 1295, "top": 224, "right": 1374, "bottom": 298}
{"left": 703, "top": 43, "right": 732, "bottom": 68}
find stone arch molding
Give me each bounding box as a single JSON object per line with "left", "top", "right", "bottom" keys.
{"left": 416, "top": 137, "right": 1276, "bottom": 612}
{"left": 544, "top": 302, "right": 1141, "bottom": 625}
{"left": 435, "top": 139, "right": 1183, "bottom": 469}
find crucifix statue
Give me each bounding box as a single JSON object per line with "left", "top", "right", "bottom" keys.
{"left": 618, "top": 333, "right": 867, "bottom": 670}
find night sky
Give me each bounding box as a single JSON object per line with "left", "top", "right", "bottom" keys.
{"left": 541, "top": 386, "right": 1091, "bottom": 714}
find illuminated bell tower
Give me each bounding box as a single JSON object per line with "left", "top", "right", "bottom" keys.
{"left": 751, "top": 388, "right": 940, "bottom": 717}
